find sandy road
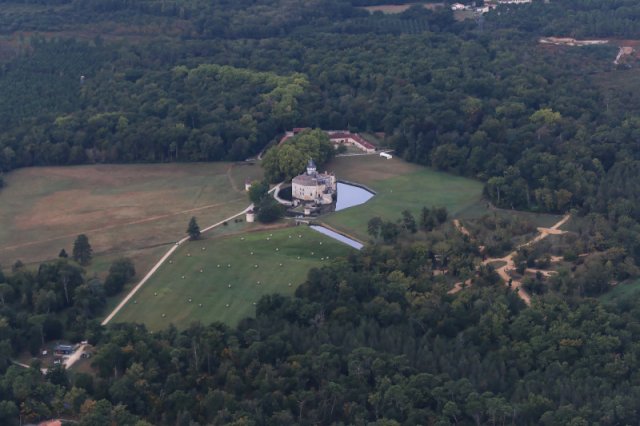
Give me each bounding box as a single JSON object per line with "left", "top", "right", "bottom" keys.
{"left": 449, "top": 214, "right": 571, "bottom": 304}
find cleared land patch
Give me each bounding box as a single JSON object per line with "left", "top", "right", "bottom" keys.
{"left": 0, "top": 163, "right": 262, "bottom": 271}
{"left": 321, "top": 156, "right": 485, "bottom": 239}
{"left": 113, "top": 227, "right": 353, "bottom": 330}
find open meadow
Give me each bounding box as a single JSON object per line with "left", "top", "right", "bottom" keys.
{"left": 112, "top": 227, "right": 353, "bottom": 329}
{"left": 0, "top": 162, "right": 262, "bottom": 275}
{"left": 322, "top": 155, "right": 485, "bottom": 239}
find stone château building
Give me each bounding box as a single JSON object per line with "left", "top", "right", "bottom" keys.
{"left": 291, "top": 159, "right": 336, "bottom": 214}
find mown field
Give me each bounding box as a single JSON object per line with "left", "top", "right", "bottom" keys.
{"left": 0, "top": 162, "right": 262, "bottom": 275}
{"left": 113, "top": 227, "right": 353, "bottom": 330}
{"left": 322, "top": 155, "right": 485, "bottom": 239}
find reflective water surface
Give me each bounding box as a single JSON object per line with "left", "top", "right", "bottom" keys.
{"left": 309, "top": 225, "right": 363, "bottom": 250}
{"left": 335, "top": 182, "right": 374, "bottom": 211}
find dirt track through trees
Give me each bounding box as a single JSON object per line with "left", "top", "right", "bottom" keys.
{"left": 449, "top": 214, "right": 571, "bottom": 305}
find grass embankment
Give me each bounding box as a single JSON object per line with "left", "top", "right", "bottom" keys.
{"left": 0, "top": 162, "right": 262, "bottom": 275}
{"left": 322, "top": 156, "right": 485, "bottom": 239}
{"left": 113, "top": 227, "right": 353, "bottom": 330}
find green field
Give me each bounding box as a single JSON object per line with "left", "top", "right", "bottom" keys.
{"left": 113, "top": 227, "right": 353, "bottom": 329}
{"left": 0, "top": 162, "right": 262, "bottom": 276}
{"left": 322, "top": 156, "right": 485, "bottom": 239}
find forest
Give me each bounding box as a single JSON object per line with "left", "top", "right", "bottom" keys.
{"left": 2, "top": 0, "right": 640, "bottom": 424}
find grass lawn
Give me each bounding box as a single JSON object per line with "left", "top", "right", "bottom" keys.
{"left": 321, "top": 156, "right": 485, "bottom": 239}
{"left": 112, "top": 227, "right": 353, "bottom": 330}
{"left": 0, "top": 162, "right": 262, "bottom": 271}
{"left": 599, "top": 278, "right": 640, "bottom": 304}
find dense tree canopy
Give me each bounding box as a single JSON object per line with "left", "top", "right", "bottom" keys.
{"left": 262, "top": 129, "right": 335, "bottom": 182}
{"left": 2, "top": 0, "right": 640, "bottom": 424}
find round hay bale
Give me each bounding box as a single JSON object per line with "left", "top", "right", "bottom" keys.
{"left": 279, "top": 263, "right": 283, "bottom": 267}
{"left": 162, "top": 314, "right": 166, "bottom": 318}
{"left": 288, "top": 283, "right": 292, "bottom": 287}
{"left": 227, "top": 264, "right": 231, "bottom": 268}
{"left": 253, "top": 302, "right": 256, "bottom": 305}
{"left": 187, "top": 253, "right": 191, "bottom": 257}
{"left": 225, "top": 304, "right": 230, "bottom": 308}
{"left": 254, "top": 264, "right": 258, "bottom": 268}
{"left": 188, "top": 298, "right": 192, "bottom": 303}
{"left": 217, "top": 264, "right": 220, "bottom": 268}
{"left": 228, "top": 284, "right": 231, "bottom": 288}
{"left": 169, "top": 260, "right": 173, "bottom": 264}
{"left": 134, "top": 300, "right": 137, "bottom": 304}
{"left": 199, "top": 303, "right": 202, "bottom": 307}
{"left": 181, "top": 275, "right": 185, "bottom": 279}
{"left": 154, "top": 292, "right": 158, "bottom": 296}
{"left": 200, "top": 269, "right": 203, "bottom": 273}
{"left": 276, "top": 248, "right": 279, "bottom": 251}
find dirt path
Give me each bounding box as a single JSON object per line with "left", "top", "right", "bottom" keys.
{"left": 453, "top": 219, "right": 471, "bottom": 237}
{"left": 63, "top": 344, "right": 87, "bottom": 369}
{"left": 449, "top": 214, "right": 571, "bottom": 304}
{"left": 101, "top": 205, "right": 253, "bottom": 326}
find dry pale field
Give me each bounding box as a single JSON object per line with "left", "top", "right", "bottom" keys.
{"left": 0, "top": 162, "right": 262, "bottom": 274}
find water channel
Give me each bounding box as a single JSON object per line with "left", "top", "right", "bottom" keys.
{"left": 309, "top": 182, "right": 374, "bottom": 250}
{"left": 309, "top": 225, "right": 364, "bottom": 250}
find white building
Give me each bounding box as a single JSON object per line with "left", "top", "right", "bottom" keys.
{"left": 292, "top": 159, "right": 336, "bottom": 208}
{"left": 379, "top": 152, "right": 392, "bottom": 159}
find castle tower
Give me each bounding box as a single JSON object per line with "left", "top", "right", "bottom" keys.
{"left": 306, "top": 158, "right": 317, "bottom": 175}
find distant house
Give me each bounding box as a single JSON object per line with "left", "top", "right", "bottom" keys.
{"left": 451, "top": 3, "right": 467, "bottom": 11}
{"left": 280, "top": 129, "right": 377, "bottom": 153}
{"left": 380, "top": 152, "right": 392, "bottom": 159}
{"left": 54, "top": 344, "right": 74, "bottom": 356}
